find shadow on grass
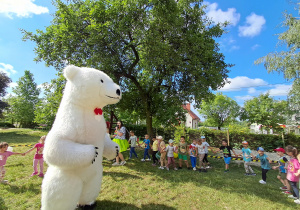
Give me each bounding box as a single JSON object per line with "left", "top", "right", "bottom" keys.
{"left": 5, "top": 183, "right": 41, "bottom": 194}
{"left": 93, "top": 200, "right": 176, "bottom": 210}
{"left": 0, "top": 197, "right": 8, "bottom": 210}
{"left": 0, "top": 128, "right": 47, "bottom": 145}
{"left": 103, "top": 171, "right": 142, "bottom": 181}
{"left": 107, "top": 149, "right": 295, "bottom": 208}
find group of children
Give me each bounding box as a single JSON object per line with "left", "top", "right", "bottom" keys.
{"left": 128, "top": 131, "right": 300, "bottom": 204}
{"left": 0, "top": 135, "right": 46, "bottom": 184}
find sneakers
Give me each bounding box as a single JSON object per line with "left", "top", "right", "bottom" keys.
{"left": 166, "top": 167, "right": 170, "bottom": 171}
{"left": 244, "top": 173, "right": 250, "bottom": 176}
{"left": 250, "top": 173, "right": 256, "bottom": 176}
{"left": 112, "top": 162, "right": 120, "bottom": 166}
{"left": 141, "top": 159, "right": 145, "bottom": 162}
{"left": 31, "top": 172, "right": 38, "bottom": 177}
{"left": 146, "top": 158, "right": 151, "bottom": 161}
{"left": 1, "top": 180, "right": 8, "bottom": 184}
{"left": 178, "top": 167, "right": 182, "bottom": 170}
{"left": 38, "top": 173, "right": 44, "bottom": 178}
{"left": 259, "top": 180, "right": 266, "bottom": 184}
{"left": 120, "top": 161, "right": 126, "bottom": 165}
{"left": 193, "top": 167, "right": 197, "bottom": 171}
{"left": 206, "top": 166, "right": 211, "bottom": 169}
{"left": 282, "top": 191, "right": 292, "bottom": 195}
{"left": 202, "top": 169, "right": 208, "bottom": 173}
{"left": 288, "top": 195, "right": 297, "bottom": 200}
{"left": 294, "top": 199, "right": 300, "bottom": 204}
{"left": 174, "top": 168, "right": 178, "bottom": 171}
{"left": 280, "top": 186, "right": 288, "bottom": 190}
{"left": 224, "top": 169, "right": 229, "bottom": 173}
{"left": 158, "top": 166, "right": 164, "bottom": 170}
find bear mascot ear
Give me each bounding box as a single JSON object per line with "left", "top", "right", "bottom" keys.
{"left": 64, "top": 65, "right": 81, "bottom": 80}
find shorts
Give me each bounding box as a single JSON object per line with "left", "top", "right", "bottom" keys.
{"left": 278, "top": 172, "right": 287, "bottom": 179}
{"left": 178, "top": 154, "right": 188, "bottom": 161}
{"left": 224, "top": 157, "right": 231, "bottom": 165}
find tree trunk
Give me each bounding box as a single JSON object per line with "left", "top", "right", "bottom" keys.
{"left": 218, "top": 126, "right": 221, "bottom": 130}
{"left": 145, "top": 99, "right": 154, "bottom": 138}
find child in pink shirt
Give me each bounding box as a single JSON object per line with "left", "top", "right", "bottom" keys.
{"left": 24, "top": 135, "right": 46, "bottom": 177}
{"left": 285, "top": 145, "right": 300, "bottom": 204}
{"left": 0, "top": 142, "right": 23, "bottom": 184}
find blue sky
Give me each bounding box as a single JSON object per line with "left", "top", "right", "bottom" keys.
{"left": 0, "top": 0, "right": 298, "bottom": 115}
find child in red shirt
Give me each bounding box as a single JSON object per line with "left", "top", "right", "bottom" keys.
{"left": 24, "top": 135, "right": 46, "bottom": 177}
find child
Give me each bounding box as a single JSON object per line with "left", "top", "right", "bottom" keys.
{"left": 178, "top": 136, "right": 190, "bottom": 169}
{"left": 255, "top": 147, "right": 272, "bottom": 184}
{"left": 272, "top": 147, "right": 291, "bottom": 194}
{"left": 141, "top": 134, "right": 151, "bottom": 162}
{"left": 285, "top": 145, "right": 300, "bottom": 204}
{"left": 24, "top": 135, "right": 46, "bottom": 177}
{"left": 237, "top": 141, "right": 256, "bottom": 176}
{"left": 201, "top": 136, "right": 212, "bottom": 169}
{"left": 158, "top": 137, "right": 167, "bottom": 169}
{"left": 189, "top": 140, "right": 198, "bottom": 171}
{"left": 165, "top": 139, "right": 178, "bottom": 171}
{"left": 0, "top": 142, "right": 23, "bottom": 184}
{"left": 128, "top": 131, "right": 138, "bottom": 159}
{"left": 196, "top": 139, "right": 207, "bottom": 172}
{"left": 214, "top": 140, "right": 237, "bottom": 173}
{"left": 151, "top": 137, "right": 159, "bottom": 166}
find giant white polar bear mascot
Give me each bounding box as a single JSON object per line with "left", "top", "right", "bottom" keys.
{"left": 41, "top": 65, "right": 121, "bottom": 210}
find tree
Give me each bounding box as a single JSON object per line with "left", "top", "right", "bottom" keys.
{"left": 6, "top": 70, "right": 40, "bottom": 128}
{"left": 23, "top": 0, "right": 231, "bottom": 136}
{"left": 198, "top": 93, "right": 240, "bottom": 130}
{"left": 34, "top": 73, "right": 66, "bottom": 127}
{"left": 255, "top": 5, "right": 300, "bottom": 114}
{"left": 241, "top": 93, "right": 288, "bottom": 133}
{"left": 0, "top": 72, "right": 12, "bottom": 118}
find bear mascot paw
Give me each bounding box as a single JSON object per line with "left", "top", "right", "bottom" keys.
{"left": 41, "top": 65, "right": 121, "bottom": 210}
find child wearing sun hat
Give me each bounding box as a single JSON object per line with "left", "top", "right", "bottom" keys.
{"left": 237, "top": 141, "right": 256, "bottom": 176}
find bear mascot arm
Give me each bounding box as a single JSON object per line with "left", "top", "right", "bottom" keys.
{"left": 103, "top": 133, "right": 120, "bottom": 160}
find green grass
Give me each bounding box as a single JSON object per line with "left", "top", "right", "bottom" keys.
{"left": 0, "top": 128, "right": 298, "bottom": 209}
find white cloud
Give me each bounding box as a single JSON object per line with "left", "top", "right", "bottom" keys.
{"left": 204, "top": 2, "right": 240, "bottom": 26}
{"left": 251, "top": 44, "right": 260, "bottom": 50}
{"left": 235, "top": 95, "right": 254, "bottom": 102}
{"left": 267, "top": 84, "right": 292, "bottom": 96}
{"left": 9, "top": 82, "right": 18, "bottom": 88}
{"left": 239, "top": 13, "right": 266, "bottom": 37}
{"left": 0, "top": 0, "right": 49, "bottom": 19}
{"left": 0, "top": 63, "right": 17, "bottom": 76}
{"left": 248, "top": 87, "right": 256, "bottom": 94}
{"left": 219, "top": 76, "right": 268, "bottom": 91}
{"left": 229, "top": 45, "right": 240, "bottom": 51}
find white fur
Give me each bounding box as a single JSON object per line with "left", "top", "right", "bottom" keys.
{"left": 41, "top": 65, "right": 121, "bottom": 210}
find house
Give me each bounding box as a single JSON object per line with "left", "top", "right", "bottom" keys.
{"left": 182, "top": 103, "right": 200, "bottom": 129}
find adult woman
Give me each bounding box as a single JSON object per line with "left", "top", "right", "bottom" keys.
{"left": 112, "top": 121, "right": 129, "bottom": 166}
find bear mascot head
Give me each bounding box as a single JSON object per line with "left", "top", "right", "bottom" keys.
{"left": 41, "top": 65, "right": 121, "bottom": 210}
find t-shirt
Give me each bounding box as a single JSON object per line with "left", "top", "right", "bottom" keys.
{"left": 166, "top": 145, "right": 175, "bottom": 157}
{"left": 242, "top": 148, "right": 252, "bottom": 162}
{"left": 143, "top": 139, "right": 150, "bottom": 149}
{"left": 129, "top": 136, "right": 137, "bottom": 147}
{"left": 287, "top": 158, "right": 300, "bottom": 182}
{"left": 189, "top": 144, "right": 197, "bottom": 157}
{"left": 197, "top": 143, "right": 206, "bottom": 154}
{"left": 256, "top": 154, "right": 271, "bottom": 170}
{"left": 278, "top": 156, "right": 288, "bottom": 173}
{"left": 203, "top": 142, "right": 210, "bottom": 154}
{"left": 34, "top": 143, "right": 44, "bottom": 159}
{"left": 152, "top": 140, "right": 158, "bottom": 151}
{"left": 178, "top": 142, "right": 188, "bottom": 155}
{"left": 0, "top": 151, "right": 13, "bottom": 166}
{"left": 115, "top": 127, "right": 126, "bottom": 140}
{"left": 219, "top": 146, "right": 233, "bottom": 158}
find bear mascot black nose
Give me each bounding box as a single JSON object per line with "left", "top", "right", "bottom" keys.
{"left": 116, "top": 89, "right": 121, "bottom": 96}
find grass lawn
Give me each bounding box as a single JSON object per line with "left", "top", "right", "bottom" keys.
{"left": 0, "top": 128, "right": 298, "bottom": 210}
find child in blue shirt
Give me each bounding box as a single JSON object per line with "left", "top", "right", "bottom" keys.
{"left": 255, "top": 147, "right": 272, "bottom": 184}
{"left": 141, "top": 134, "right": 151, "bottom": 161}
{"left": 237, "top": 141, "right": 256, "bottom": 176}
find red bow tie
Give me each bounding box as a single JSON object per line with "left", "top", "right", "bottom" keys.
{"left": 94, "top": 108, "right": 103, "bottom": 115}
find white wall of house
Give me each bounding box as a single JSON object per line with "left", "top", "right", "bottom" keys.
{"left": 185, "top": 113, "right": 199, "bottom": 129}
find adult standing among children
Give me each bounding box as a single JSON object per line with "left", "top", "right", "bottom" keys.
{"left": 112, "top": 121, "right": 129, "bottom": 166}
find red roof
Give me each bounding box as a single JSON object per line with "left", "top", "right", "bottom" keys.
{"left": 182, "top": 104, "right": 200, "bottom": 121}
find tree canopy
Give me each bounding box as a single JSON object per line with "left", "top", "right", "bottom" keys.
{"left": 0, "top": 72, "right": 12, "bottom": 118}
{"left": 198, "top": 93, "right": 240, "bottom": 130}
{"left": 23, "top": 0, "right": 231, "bottom": 136}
